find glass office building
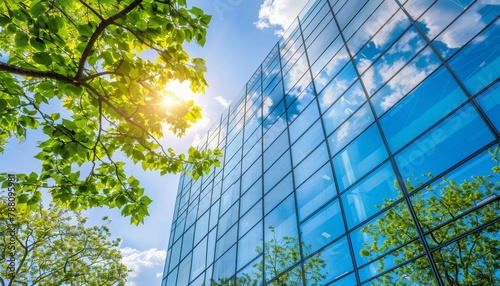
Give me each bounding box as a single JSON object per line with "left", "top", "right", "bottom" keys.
{"left": 162, "top": 0, "right": 500, "bottom": 285}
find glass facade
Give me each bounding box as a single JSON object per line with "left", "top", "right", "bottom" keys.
{"left": 163, "top": 0, "right": 500, "bottom": 285}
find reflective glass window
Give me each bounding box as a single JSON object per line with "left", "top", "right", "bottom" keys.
{"left": 294, "top": 143, "right": 330, "bottom": 188}
{"left": 168, "top": 239, "right": 182, "bottom": 274}
{"left": 396, "top": 104, "right": 494, "bottom": 184}
{"left": 206, "top": 228, "right": 217, "bottom": 267}
{"left": 371, "top": 46, "right": 441, "bottom": 116}
{"left": 410, "top": 147, "right": 500, "bottom": 233}
{"left": 301, "top": 199, "right": 344, "bottom": 255}
{"left": 289, "top": 102, "right": 320, "bottom": 144}
{"left": 310, "top": 36, "right": 343, "bottom": 78}
{"left": 264, "top": 130, "right": 288, "bottom": 171}
{"left": 296, "top": 161, "right": 336, "bottom": 221}
{"left": 351, "top": 201, "right": 418, "bottom": 266}
{"left": 217, "top": 202, "right": 239, "bottom": 239}
{"left": 264, "top": 174, "right": 293, "bottom": 215}
{"left": 302, "top": 2, "right": 330, "bottom": 39}
{"left": 237, "top": 255, "right": 263, "bottom": 284}
{"left": 333, "top": 124, "right": 388, "bottom": 191}
{"left": 306, "top": 18, "right": 337, "bottom": 61}
{"left": 240, "top": 201, "right": 262, "bottom": 238}
{"left": 286, "top": 84, "right": 316, "bottom": 123}
{"left": 194, "top": 210, "right": 209, "bottom": 245}
{"left": 242, "top": 158, "right": 262, "bottom": 192}
{"left": 209, "top": 200, "right": 219, "bottom": 231}
{"left": 177, "top": 254, "right": 192, "bottom": 286}
{"left": 362, "top": 27, "right": 427, "bottom": 96}
{"left": 322, "top": 80, "right": 367, "bottom": 133}
{"left": 477, "top": 81, "right": 500, "bottom": 131}
{"left": 361, "top": 256, "right": 434, "bottom": 285}
{"left": 311, "top": 236, "right": 354, "bottom": 285}
{"left": 354, "top": 10, "right": 411, "bottom": 75}
{"left": 343, "top": 0, "right": 383, "bottom": 41}
{"left": 215, "top": 224, "right": 237, "bottom": 260}
{"left": 220, "top": 181, "right": 239, "bottom": 215}
{"left": 432, "top": 223, "right": 500, "bottom": 286}
{"left": 380, "top": 66, "right": 467, "bottom": 152}
{"left": 433, "top": 2, "right": 499, "bottom": 60}
{"left": 212, "top": 245, "right": 236, "bottom": 284}
{"left": 264, "top": 150, "right": 291, "bottom": 192}
{"left": 329, "top": 272, "right": 357, "bottom": 286}
{"left": 263, "top": 80, "right": 285, "bottom": 116}
{"left": 191, "top": 237, "right": 207, "bottom": 280}
{"left": 346, "top": 0, "right": 399, "bottom": 56}
{"left": 416, "top": 0, "right": 474, "bottom": 41}
{"left": 342, "top": 162, "right": 400, "bottom": 229}
{"left": 238, "top": 222, "right": 263, "bottom": 271}
{"left": 291, "top": 122, "right": 324, "bottom": 165}
{"left": 181, "top": 225, "right": 194, "bottom": 259}
{"left": 263, "top": 116, "right": 287, "bottom": 149}
{"left": 402, "top": 0, "right": 434, "bottom": 19}
{"left": 448, "top": 21, "right": 500, "bottom": 95}
{"left": 285, "top": 69, "right": 312, "bottom": 99}
{"left": 328, "top": 103, "right": 374, "bottom": 155}
{"left": 358, "top": 239, "right": 423, "bottom": 282}
{"left": 336, "top": 0, "right": 369, "bottom": 30}
{"left": 240, "top": 179, "right": 262, "bottom": 215}
{"left": 314, "top": 47, "right": 352, "bottom": 93}
{"left": 264, "top": 194, "right": 299, "bottom": 281}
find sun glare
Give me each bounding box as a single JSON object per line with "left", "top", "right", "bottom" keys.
{"left": 163, "top": 81, "right": 197, "bottom": 107}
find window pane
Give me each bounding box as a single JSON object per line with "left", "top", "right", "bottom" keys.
{"left": 371, "top": 46, "right": 442, "bottom": 116}
{"left": 362, "top": 26, "right": 426, "bottom": 96}
{"left": 264, "top": 150, "right": 291, "bottom": 192}
{"left": 342, "top": 162, "right": 401, "bottom": 229}
{"left": 296, "top": 162, "right": 336, "bottom": 221}
{"left": 333, "top": 124, "right": 388, "bottom": 191}
{"left": 328, "top": 103, "right": 374, "bottom": 155}
{"left": 294, "top": 142, "right": 330, "bottom": 188}
{"left": 320, "top": 79, "right": 366, "bottom": 121}
{"left": 264, "top": 174, "right": 293, "bottom": 215}
{"left": 289, "top": 101, "right": 320, "bottom": 144}
{"left": 477, "top": 81, "right": 500, "bottom": 131}
{"left": 396, "top": 104, "right": 495, "bottom": 184}
{"left": 310, "top": 236, "right": 353, "bottom": 285}
{"left": 380, "top": 66, "right": 467, "bottom": 152}
{"left": 212, "top": 245, "right": 236, "bottom": 284}
{"left": 238, "top": 222, "right": 263, "bottom": 270}
{"left": 448, "top": 21, "right": 500, "bottom": 95}
{"left": 292, "top": 122, "right": 324, "bottom": 165}
{"left": 352, "top": 201, "right": 418, "bottom": 266}
{"left": 432, "top": 222, "right": 500, "bottom": 286}
{"left": 301, "top": 199, "right": 344, "bottom": 255}
{"left": 240, "top": 201, "right": 262, "bottom": 238}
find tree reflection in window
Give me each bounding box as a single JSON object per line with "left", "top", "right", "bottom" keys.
{"left": 208, "top": 226, "right": 327, "bottom": 286}
{"left": 360, "top": 148, "right": 500, "bottom": 285}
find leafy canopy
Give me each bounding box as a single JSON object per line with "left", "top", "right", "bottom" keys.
{"left": 0, "top": 0, "right": 222, "bottom": 224}
{"left": 0, "top": 200, "right": 129, "bottom": 286}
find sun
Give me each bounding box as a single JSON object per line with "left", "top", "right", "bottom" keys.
{"left": 163, "top": 81, "right": 197, "bottom": 107}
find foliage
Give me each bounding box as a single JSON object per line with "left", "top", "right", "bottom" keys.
{"left": 360, "top": 148, "right": 500, "bottom": 285}
{"left": 0, "top": 199, "right": 129, "bottom": 285}
{"left": 0, "top": 0, "right": 222, "bottom": 224}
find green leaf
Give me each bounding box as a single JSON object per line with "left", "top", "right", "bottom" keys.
{"left": 15, "top": 31, "right": 29, "bottom": 47}
{"left": 33, "top": 52, "right": 53, "bottom": 66}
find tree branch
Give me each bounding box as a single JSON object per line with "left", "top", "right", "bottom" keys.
{"left": 0, "top": 62, "right": 74, "bottom": 84}
{"left": 75, "top": 0, "right": 143, "bottom": 80}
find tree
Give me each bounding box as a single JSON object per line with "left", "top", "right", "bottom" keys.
{"left": 0, "top": 0, "right": 222, "bottom": 224}
{"left": 210, "top": 227, "right": 327, "bottom": 286}
{"left": 0, "top": 199, "right": 129, "bottom": 285}
{"left": 359, "top": 148, "right": 500, "bottom": 285}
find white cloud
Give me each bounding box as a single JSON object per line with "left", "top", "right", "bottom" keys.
{"left": 121, "top": 247, "right": 166, "bottom": 284}
{"left": 255, "top": 0, "right": 309, "bottom": 35}
{"left": 215, "top": 96, "right": 231, "bottom": 108}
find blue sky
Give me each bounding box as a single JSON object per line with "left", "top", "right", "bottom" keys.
{"left": 0, "top": 0, "right": 309, "bottom": 285}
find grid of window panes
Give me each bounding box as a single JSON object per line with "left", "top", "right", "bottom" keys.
{"left": 163, "top": 0, "right": 500, "bottom": 285}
